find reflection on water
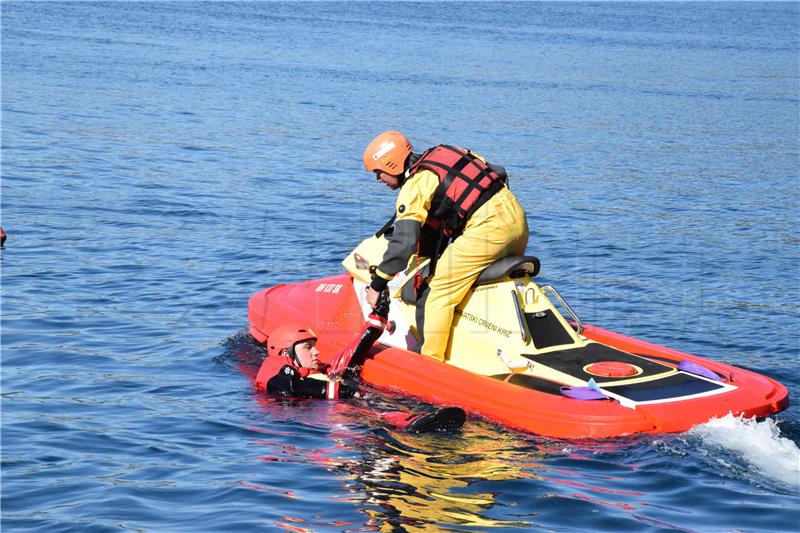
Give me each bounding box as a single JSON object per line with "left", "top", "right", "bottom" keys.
{"left": 248, "top": 404, "right": 540, "bottom": 530}
{"left": 344, "top": 428, "right": 539, "bottom": 530}
{"left": 231, "top": 334, "right": 539, "bottom": 529}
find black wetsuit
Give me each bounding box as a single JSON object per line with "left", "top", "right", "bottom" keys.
{"left": 255, "top": 295, "right": 390, "bottom": 399}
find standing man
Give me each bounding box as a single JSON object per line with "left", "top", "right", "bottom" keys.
{"left": 363, "top": 131, "right": 529, "bottom": 361}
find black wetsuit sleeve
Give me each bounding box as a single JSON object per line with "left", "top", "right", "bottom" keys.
{"left": 370, "top": 219, "right": 421, "bottom": 291}
{"left": 266, "top": 365, "right": 357, "bottom": 399}
{"left": 349, "top": 318, "right": 388, "bottom": 370}
{"left": 266, "top": 365, "right": 327, "bottom": 399}
{"left": 328, "top": 291, "right": 390, "bottom": 378}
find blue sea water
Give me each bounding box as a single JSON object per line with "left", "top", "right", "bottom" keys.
{"left": 2, "top": 1, "right": 799, "bottom": 531}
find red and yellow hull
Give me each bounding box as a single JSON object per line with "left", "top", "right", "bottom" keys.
{"left": 248, "top": 274, "right": 789, "bottom": 439}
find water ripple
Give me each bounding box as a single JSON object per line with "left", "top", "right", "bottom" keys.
{"left": 2, "top": 1, "right": 798, "bottom": 531}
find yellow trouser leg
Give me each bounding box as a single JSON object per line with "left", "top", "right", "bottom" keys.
{"left": 420, "top": 189, "right": 529, "bottom": 361}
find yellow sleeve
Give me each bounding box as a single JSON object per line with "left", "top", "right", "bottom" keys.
{"left": 370, "top": 170, "right": 441, "bottom": 285}
{"left": 394, "top": 169, "right": 440, "bottom": 224}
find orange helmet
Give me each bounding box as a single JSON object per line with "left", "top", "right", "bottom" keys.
{"left": 268, "top": 324, "right": 317, "bottom": 356}
{"left": 363, "top": 131, "right": 413, "bottom": 175}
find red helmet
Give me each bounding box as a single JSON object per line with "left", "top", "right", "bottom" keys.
{"left": 363, "top": 131, "right": 412, "bottom": 175}
{"left": 268, "top": 324, "right": 317, "bottom": 356}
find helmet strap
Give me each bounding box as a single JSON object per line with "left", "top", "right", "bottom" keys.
{"left": 287, "top": 345, "right": 301, "bottom": 367}
{"left": 402, "top": 152, "right": 420, "bottom": 184}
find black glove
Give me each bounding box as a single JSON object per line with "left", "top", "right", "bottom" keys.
{"left": 372, "top": 289, "right": 390, "bottom": 319}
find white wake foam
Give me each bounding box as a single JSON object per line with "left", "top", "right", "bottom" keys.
{"left": 690, "top": 413, "right": 800, "bottom": 489}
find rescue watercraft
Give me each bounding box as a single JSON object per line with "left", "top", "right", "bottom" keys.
{"left": 248, "top": 231, "right": 789, "bottom": 438}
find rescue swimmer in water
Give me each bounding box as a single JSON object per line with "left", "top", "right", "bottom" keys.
{"left": 254, "top": 290, "right": 466, "bottom": 433}
{"left": 363, "top": 131, "right": 529, "bottom": 361}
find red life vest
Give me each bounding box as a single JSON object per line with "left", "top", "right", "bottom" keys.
{"left": 408, "top": 145, "right": 507, "bottom": 236}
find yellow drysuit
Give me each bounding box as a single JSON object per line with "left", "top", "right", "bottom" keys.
{"left": 372, "top": 163, "right": 529, "bottom": 361}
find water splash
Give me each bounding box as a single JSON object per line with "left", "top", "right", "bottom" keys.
{"left": 689, "top": 413, "right": 800, "bottom": 489}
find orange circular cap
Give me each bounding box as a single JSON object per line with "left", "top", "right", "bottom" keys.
{"left": 363, "top": 131, "right": 412, "bottom": 175}
{"left": 268, "top": 324, "right": 317, "bottom": 356}
{"left": 585, "top": 361, "right": 640, "bottom": 377}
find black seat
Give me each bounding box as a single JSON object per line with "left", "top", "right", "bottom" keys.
{"left": 474, "top": 256, "right": 540, "bottom": 285}
{"left": 400, "top": 256, "right": 540, "bottom": 304}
